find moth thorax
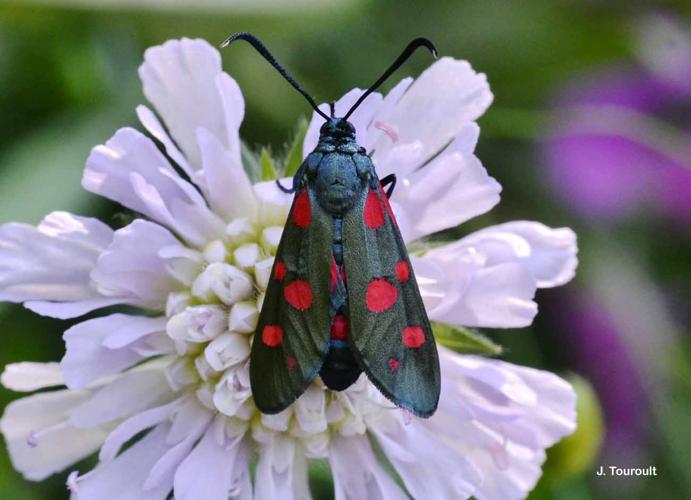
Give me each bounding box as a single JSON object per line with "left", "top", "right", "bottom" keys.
{"left": 314, "top": 153, "right": 363, "bottom": 215}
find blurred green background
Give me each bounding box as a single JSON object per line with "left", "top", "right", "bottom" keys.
{"left": 1, "top": 0, "right": 690, "bottom": 498}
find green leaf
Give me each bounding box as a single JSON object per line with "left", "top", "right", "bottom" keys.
{"left": 282, "top": 117, "right": 308, "bottom": 177}
{"left": 259, "top": 147, "right": 278, "bottom": 181}
{"left": 432, "top": 323, "right": 503, "bottom": 355}
{"left": 241, "top": 142, "right": 261, "bottom": 183}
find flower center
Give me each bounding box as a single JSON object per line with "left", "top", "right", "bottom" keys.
{"left": 161, "top": 217, "right": 388, "bottom": 457}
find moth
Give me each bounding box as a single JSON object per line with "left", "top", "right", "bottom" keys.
{"left": 221, "top": 33, "right": 440, "bottom": 417}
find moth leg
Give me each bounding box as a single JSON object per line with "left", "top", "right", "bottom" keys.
{"left": 275, "top": 179, "right": 296, "bottom": 193}
{"left": 380, "top": 174, "right": 397, "bottom": 198}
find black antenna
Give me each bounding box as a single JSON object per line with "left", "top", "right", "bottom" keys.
{"left": 221, "top": 32, "right": 329, "bottom": 120}
{"left": 343, "top": 38, "right": 438, "bottom": 120}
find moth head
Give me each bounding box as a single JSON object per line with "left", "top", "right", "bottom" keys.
{"left": 319, "top": 118, "right": 356, "bottom": 140}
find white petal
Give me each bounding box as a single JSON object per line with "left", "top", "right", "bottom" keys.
{"left": 303, "top": 88, "right": 383, "bottom": 156}
{"left": 329, "top": 433, "right": 407, "bottom": 500}
{"left": 143, "top": 411, "right": 211, "bottom": 492}
{"left": 139, "top": 38, "right": 243, "bottom": 170}
{"left": 75, "top": 423, "right": 173, "bottom": 500}
{"left": 459, "top": 221, "right": 578, "bottom": 288}
{"left": 69, "top": 365, "right": 174, "bottom": 428}
{"left": 1, "top": 362, "right": 63, "bottom": 392}
{"left": 173, "top": 422, "right": 247, "bottom": 500}
{"left": 371, "top": 140, "right": 425, "bottom": 182}
{"left": 0, "top": 212, "right": 113, "bottom": 316}
{"left": 82, "top": 127, "right": 182, "bottom": 216}
{"left": 61, "top": 314, "right": 168, "bottom": 389}
{"left": 158, "top": 244, "right": 204, "bottom": 286}
{"left": 254, "top": 437, "right": 309, "bottom": 500}
{"left": 0, "top": 389, "right": 108, "bottom": 481}
{"left": 500, "top": 361, "right": 578, "bottom": 447}
{"left": 136, "top": 104, "right": 193, "bottom": 177}
{"left": 365, "top": 77, "right": 414, "bottom": 151}
{"left": 99, "top": 398, "right": 183, "bottom": 462}
{"left": 369, "top": 415, "right": 481, "bottom": 499}
{"left": 36, "top": 210, "right": 113, "bottom": 248}
{"left": 370, "top": 57, "right": 493, "bottom": 163}
{"left": 229, "top": 439, "right": 253, "bottom": 500}
{"left": 391, "top": 127, "right": 502, "bottom": 241}
{"left": 166, "top": 397, "right": 214, "bottom": 444}
{"left": 91, "top": 220, "right": 183, "bottom": 310}
{"left": 435, "top": 349, "right": 577, "bottom": 500}
{"left": 194, "top": 128, "right": 257, "bottom": 222}
{"left": 24, "top": 297, "right": 124, "bottom": 319}
{"left": 83, "top": 127, "right": 224, "bottom": 246}
{"left": 415, "top": 243, "right": 539, "bottom": 328}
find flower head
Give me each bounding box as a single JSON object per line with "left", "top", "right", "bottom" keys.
{"left": 0, "top": 38, "right": 578, "bottom": 499}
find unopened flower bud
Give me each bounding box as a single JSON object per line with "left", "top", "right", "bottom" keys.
{"left": 213, "top": 364, "right": 251, "bottom": 417}
{"left": 261, "top": 226, "right": 283, "bottom": 253}
{"left": 204, "top": 333, "right": 250, "bottom": 371}
{"left": 203, "top": 240, "right": 228, "bottom": 263}
{"left": 233, "top": 243, "right": 260, "bottom": 269}
{"left": 254, "top": 258, "right": 274, "bottom": 291}
{"left": 167, "top": 304, "right": 227, "bottom": 343}
{"left": 228, "top": 301, "right": 258, "bottom": 334}
{"left": 192, "top": 263, "right": 253, "bottom": 305}
{"left": 225, "top": 218, "right": 254, "bottom": 244}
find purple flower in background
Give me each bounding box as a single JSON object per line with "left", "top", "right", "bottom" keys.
{"left": 557, "top": 292, "right": 649, "bottom": 463}
{"left": 543, "top": 15, "right": 691, "bottom": 224}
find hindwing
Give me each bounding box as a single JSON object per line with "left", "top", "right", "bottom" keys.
{"left": 250, "top": 188, "right": 333, "bottom": 414}
{"left": 342, "top": 182, "right": 440, "bottom": 417}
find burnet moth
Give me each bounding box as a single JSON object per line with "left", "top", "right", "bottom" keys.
{"left": 221, "top": 33, "right": 441, "bottom": 417}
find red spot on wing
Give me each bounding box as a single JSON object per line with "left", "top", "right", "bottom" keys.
{"left": 388, "top": 358, "right": 400, "bottom": 373}
{"left": 395, "top": 260, "right": 410, "bottom": 282}
{"left": 283, "top": 280, "right": 313, "bottom": 310}
{"left": 293, "top": 190, "right": 311, "bottom": 228}
{"left": 378, "top": 182, "right": 398, "bottom": 227}
{"left": 262, "top": 325, "right": 284, "bottom": 347}
{"left": 330, "top": 314, "right": 349, "bottom": 340}
{"left": 364, "top": 189, "right": 385, "bottom": 229}
{"left": 287, "top": 356, "right": 297, "bottom": 369}
{"left": 401, "top": 326, "right": 425, "bottom": 348}
{"left": 274, "top": 260, "right": 287, "bottom": 281}
{"left": 366, "top": 279, "right": 398, "bottom": 313}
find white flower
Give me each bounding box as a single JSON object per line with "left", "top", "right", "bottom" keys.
{"left": 0, "top": 38, "right": 578, "bottom": 499}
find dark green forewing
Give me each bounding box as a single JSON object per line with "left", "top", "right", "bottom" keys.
{"left": 250, "top": 187, "right": 333, "bottom": 414}
{"left": 342, "top": 182, "right": 441, "bottom": 417}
